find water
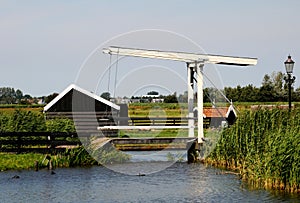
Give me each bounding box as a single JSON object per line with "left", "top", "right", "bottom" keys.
{"left": 0, "top": 155, "right": 299, "bottom": 202}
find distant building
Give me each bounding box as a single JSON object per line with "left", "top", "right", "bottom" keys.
{"left": 37, "top": 98, "right": 45, "bottom": 105}
{"left": 152, "top": 98, "right": 164, "bottom": 103}
{"left": 130, "top": 99, "right": 141, "bottom": 103}
{"left": 141, "top": 94, "right": 159, "bottom": 98}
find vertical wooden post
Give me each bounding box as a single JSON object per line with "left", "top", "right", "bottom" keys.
{"left": 34, "top": 160, "right": 39, "bottom": 171}
{"left": 46, "top": 155, "right": 52, "bottom": 170}
{"left": 49, "top": 160, "right": 53, "bottom": 170}
{"left": 16, "top": 132, "right": 21, "bottom": 154}
{"left": 187, "top": 140, "right": 200, "bottom": 163}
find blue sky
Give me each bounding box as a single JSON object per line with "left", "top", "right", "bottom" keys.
{"left": 1, "top": 0, "right": 300, "bottom": 96}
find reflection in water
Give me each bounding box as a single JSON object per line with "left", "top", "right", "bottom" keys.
{"left": 0, "top": 159, "right": 299, "bottom": 202}
{"left": 107, "top": 150, "right": 187, "bottom": 175}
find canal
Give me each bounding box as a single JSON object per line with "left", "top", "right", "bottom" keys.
{"left": 0, "top": 151, "right": 299, "bottom": 202}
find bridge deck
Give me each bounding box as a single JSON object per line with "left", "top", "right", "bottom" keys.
{"left": 98, "top": 126, "right": 192, "bottom": 130}
{"left": 110, "top": 137, "right": 196, "bottom": 151}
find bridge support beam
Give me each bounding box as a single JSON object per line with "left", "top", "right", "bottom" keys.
{"left": 196, "top": 63, "right": 204, "bottom": 143}
{"left": 187, "top": 63, "right": 195, "bottom": 138}
{"left": 187, "top": 62, "right": 204, "bottom": 143}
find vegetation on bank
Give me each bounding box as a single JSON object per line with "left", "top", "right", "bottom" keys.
{"left": 0, "top": 109, "right": 74, "bottom": 132}
{"left": 0, "top": 153, "right": 44, "bottom": 171}
{"left": 54, "top": 146, "right": 130, "bottom": 168}
{"left": 0, "top": 146, "right": 131, "bottom": 171}
{"left": 207, "top": 108, "right": 300, "bottom": 193}
{"left": 0, "top": 109, "right": 132, "bottom": 171}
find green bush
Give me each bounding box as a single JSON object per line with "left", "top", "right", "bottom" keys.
{"left": 0, "top": 109, "right": 46, "bottom": 132}
{"left": 0, "top": 113, "right": 10, "bottom": 132}
{"left": 46, "top": 118, "right": 75, "bottom": 132}
{"left": 0, "top": 110, "right": 76, "bottom": 133}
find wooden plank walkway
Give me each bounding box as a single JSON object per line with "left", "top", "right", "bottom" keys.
{"left": 110, "top": 137, "right": 197, "bottom": 151}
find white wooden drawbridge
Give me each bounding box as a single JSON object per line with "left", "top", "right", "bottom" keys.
{"left": 98, "top": 46, "right": 257, "bottom": 143}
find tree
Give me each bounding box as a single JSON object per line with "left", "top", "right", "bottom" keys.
{"left": 239, "top": 85, "right": 259, "bottom": 102}
{"left": 224, "top": 87, "right": 237, "bottom": 102}
{"left": 45, "top": 93, "right": 58, "bottom": 104}
{"left": 259, "top": 74, "right": 276, "bottom": 102}
{"left": 271, "top": 71, "right": 285, "bottom": 101}
{"left": 225, "top": 86, "right": 241, "bottom": 102}
{"left": 178, "top": 91, "right": 188, "bottom": 103}
{"left": 23, "top": 94, "right": 32, "bottom": 99}
{"left": 147, "top": 91, "right": 159, "bottom": 95}
{"left": 100, "top": 92, "right": 111, "bottom": 100}
{"left": 0, "top": 87, "right": 17, "bottom": 104}
{"left": 164, "top": 93, "right": 178, "bottom": 103}
{"left": 15, "top": 89, "right": 23, "bottom": 100}
{"left": 261, "top": 74, "right": 272, "bottom": 87}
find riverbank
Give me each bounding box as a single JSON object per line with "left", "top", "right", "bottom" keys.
{"left": 0, "top": 146, "right": 131, "bottom": 171}
{"left": 206, "top": 108, "right": 300, "bottom": 193}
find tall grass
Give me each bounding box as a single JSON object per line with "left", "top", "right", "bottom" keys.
{"left": 207, "top": 108, "right": 300, "bottom": 193}
{"left": 0, "top": 146, "right": 131, "bottom": 171}
{"left": 0, "top": 153, "right": 44, "bottom": 171}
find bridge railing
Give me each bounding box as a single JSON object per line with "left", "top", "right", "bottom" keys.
{"left": 114, "top": 117, "right": 211, "bottom": 128}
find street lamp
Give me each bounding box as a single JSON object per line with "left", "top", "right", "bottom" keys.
{"left": 284, "top": 55, "right": 296, "bottom": 110}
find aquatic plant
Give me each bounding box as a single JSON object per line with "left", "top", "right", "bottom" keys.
{"left": 51, "top": 146, "right": 131, "bottom": 168}
{"left": 207, "top": 108, "right": 300, "bottom": 193}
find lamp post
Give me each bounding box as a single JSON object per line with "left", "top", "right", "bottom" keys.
{"left": 284, "top": 55, "right": 296, "bottom": 110}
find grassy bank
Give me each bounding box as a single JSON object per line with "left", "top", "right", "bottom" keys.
{"left": 0, "top": 153, "right": 44, "bottom": 171}
{"left": 0, "top": 146, "right": 131, "bottom": 171}
{"left": 206, "top": 108, "right": 300, "bottom": 193}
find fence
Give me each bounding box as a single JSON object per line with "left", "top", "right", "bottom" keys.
{"left": 0, "top": 132, "right": 84, "bottom": 153}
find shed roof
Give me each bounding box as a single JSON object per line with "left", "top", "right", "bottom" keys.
{"left": 197, "top": 105, "right": 237, "bottom": 118}
{"left": 43, "top": 84, "right": 120, "bottom": 112}
{"left": 203, "top": 107, "right": 228, "bottom": 118}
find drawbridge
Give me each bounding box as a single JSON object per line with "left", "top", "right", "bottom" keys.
{"left": 99, "top": 46, "right": 257, "bottom": 144}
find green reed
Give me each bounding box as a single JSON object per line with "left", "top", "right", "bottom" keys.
{"left": 207, "top": 108, "right": 300, "bottom": 193}
{"left": 0, "top": 146, "right": 131, "bottom": 171}
{"left": 0, "top": 153, "right": 44, "bottom": 171}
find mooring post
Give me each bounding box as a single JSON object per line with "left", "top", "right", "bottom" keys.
{"left": 187, "top": 140, "right": 198, "bottom": 163}
{"left": 46, "top": 155, "right": 53, "bottom": 170}
{"left": 34, "top": 160, "right": 39, "bottom": 171}
{"left": 49, "top": 160, "right": 53, "bottom": 170}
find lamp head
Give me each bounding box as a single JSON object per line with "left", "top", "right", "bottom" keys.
{"left": 285, "top": 55, "right": 295, "bottom": 74}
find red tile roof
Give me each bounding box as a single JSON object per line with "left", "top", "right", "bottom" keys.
{"left": 203, "top": 107, "right": 228, "bottom": 118}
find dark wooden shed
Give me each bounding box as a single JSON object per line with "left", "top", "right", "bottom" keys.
{"left": 44, "top": 84, "right": 120, "bottom": 135}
